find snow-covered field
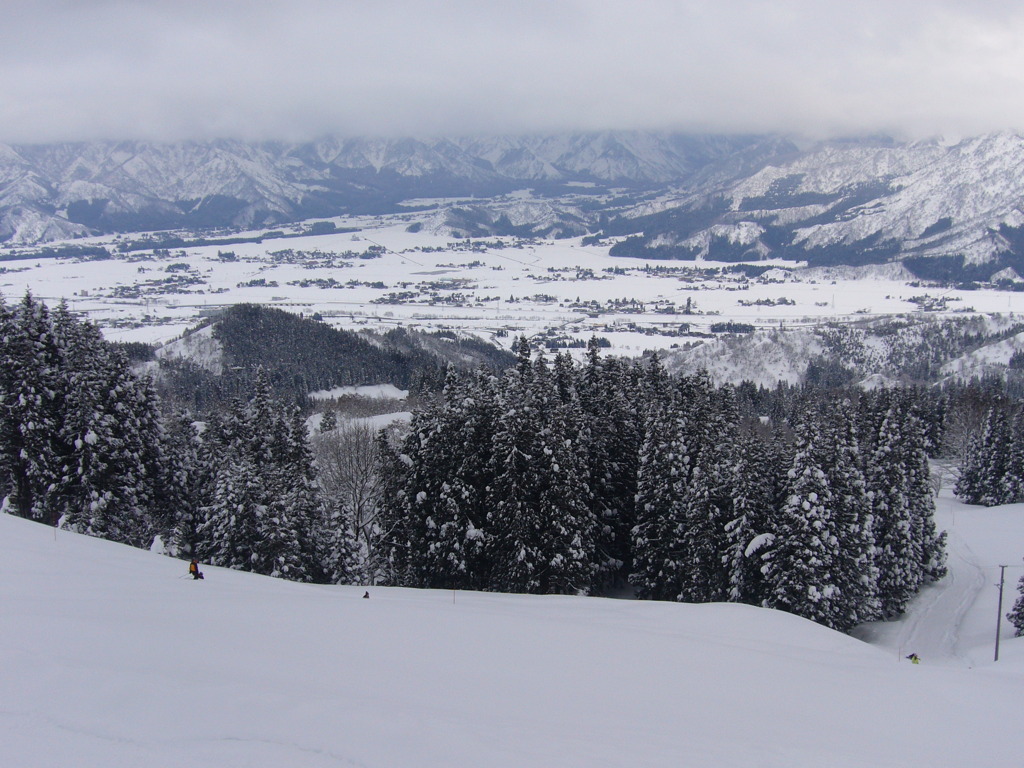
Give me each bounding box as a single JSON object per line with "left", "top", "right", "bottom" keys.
{"left": 3, "top": 487, "right": 1024, "bottom": 767}
{"left": 309, "top": 384, "right": 409, "bottom": 401}
{"left": 4, "top": 218, "right": 1024, "bottom": 360}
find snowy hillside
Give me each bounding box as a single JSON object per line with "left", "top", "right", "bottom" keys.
{"left": 664, "top": 313, "right": 1024, "bottom": 387}
{"left": 3, "top": 498, "right": 1024, "bottom": 767}
{"left": 741, "top": 133, "right": 1024, "bottom": 265}
{"left": 606, "top": 133, "right": 1024, "bottom": 272}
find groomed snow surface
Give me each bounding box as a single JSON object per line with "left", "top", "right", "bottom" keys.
{"left": 3, "top": 491, "right": 1024, "bottom": 767}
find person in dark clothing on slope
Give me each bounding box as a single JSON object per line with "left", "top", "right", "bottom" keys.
{"left": 189, "top": 558, "right": 204, "bottom": 580}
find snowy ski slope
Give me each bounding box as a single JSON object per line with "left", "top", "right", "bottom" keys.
{"left": 3, "top": 490, "right": 1024, "bottom": 767}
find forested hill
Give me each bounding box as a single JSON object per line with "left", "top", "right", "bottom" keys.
{"left": 154, "top": 304, "right": 515, "bottom": 410}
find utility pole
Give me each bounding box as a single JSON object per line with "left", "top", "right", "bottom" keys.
{"left": 995, "top": 565, "right": 1007, "bottom": 662}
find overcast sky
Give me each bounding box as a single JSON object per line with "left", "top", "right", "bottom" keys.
{"left": 3, "top": 0, "right": 1024, "bottom": 143}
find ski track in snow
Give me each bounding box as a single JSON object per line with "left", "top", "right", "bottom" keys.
{"left": 897, "top": 527, "right": 986, "bottom": 665}
{"left": 855, "top": 496, "right": 988, "bottom": 667}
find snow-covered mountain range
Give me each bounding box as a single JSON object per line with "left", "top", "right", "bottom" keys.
{"left": 613, "top": 133, "right": 1024, "bottom": 273}
{"left": 6, "top": 131, "right": 1024, "bottom": 278}
{"left": 0, "top": 133, "right": 772, "bottom": 244}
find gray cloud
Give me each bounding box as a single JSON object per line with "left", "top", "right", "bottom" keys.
{"left": 2, "top": 0, "right": 1024, "bottom": 142}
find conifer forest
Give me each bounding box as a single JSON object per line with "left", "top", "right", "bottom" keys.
{"left": 7, "top": 292, "right": 1024, "bottom": 634}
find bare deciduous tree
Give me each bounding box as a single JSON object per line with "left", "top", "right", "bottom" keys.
{"left": 312, "top": 422, "right": 386, "bottom": 579}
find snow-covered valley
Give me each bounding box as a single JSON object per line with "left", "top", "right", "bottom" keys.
{"left": 6, "top": 218, "right": 1024, "bottom": 387}
{"left": 3, "top": 486, "right": 1023, "bottom": 768}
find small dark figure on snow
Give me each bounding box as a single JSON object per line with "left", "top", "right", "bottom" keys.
{"left": 363, "top": 591, "right": 370, "bottom": 599}
{"left": 189, "top": 558, "right": 204, "bottom": 580}
{"left": 906, "top": 653, "right": 920, "bottom": 664}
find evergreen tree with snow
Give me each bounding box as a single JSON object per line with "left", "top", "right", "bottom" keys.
{"left": 525, "top": 353, "right": 598, "bottom": 593}
{"left": 820, "top": 400, "right": 879, "bottom": 626}
{"left": 866, "top": 404, "right": 923, "bottom": 618}
{"left": 372, "top": 430, "right": 417, "bottom": 584}
{"left": 0, "top": 296, "right": 12, "bottom": 504}
{"left": 724, "top": 429, "right": 787, "bottom": 607}
{"left": 903, "top": 409, "right": 947, "bottom": 584}
{"left": 318, "top": 408, "right": 338, "bottom": 434}
{"left": 58, "top": 331, "right": 163, "bottom": 547}
{"left": 485, "top": 353, "right": 597, "bottom": 594}
{"left": 579, "top": 341, "right": 641, "bottom": 585}
{"left": 1001, "top": 408, "right": 1024, "bottom": 504}
{"left": 198, "top": 370, "right": 327, "bottom": 581}
{"left": 1007, "top": 564, "right": 1024, "bottom": 637}
{"left": 956, "top": 405, "right": 1011, "bottom": 506}
{"left": 158, "top": 410, "right": 207, "bottom": 556}
{"left": 630, "top": 394, "right": 692, "bottom": 601}
{"left": 675, "top": 379, "right": 737, "bottom": 603}
{"left": 761, "top": 409, "right": 848, "bottom": 629}
{"left": 379, "top": 366, "right": 494, "bottom": 589}
{"left": 0, "top": 296, "right": 164, "bottom": 545}
{"left": 0, "top": 293, "right": 66, "bottom": 522}
{"left": 486, "top": 363, "right": 547, "bottom": 593}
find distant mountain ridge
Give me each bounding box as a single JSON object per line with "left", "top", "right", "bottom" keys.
{"left": 605, "top": 132, "right": 1024, "bottom": 274}
{"left": 0, "top": 132, "right": 777, "bottom": 244}
{"left": 5, "top": 131, "right": 1024, "bottom": 279}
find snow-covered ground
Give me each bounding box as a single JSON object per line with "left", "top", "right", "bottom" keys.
{"left": 3, "top": 489, "right": 1024, "bottom": 767}
{"left": 309, "top": 383, "right": 409, "bottom": 401}
{"left": 306, "top": 409, "right": 412, "bottom": 433}
{"left": 854, "top": 490, "right": 1024, "bottom": 669}
{"left": 4, "top": 218, "right": 1024, "bottom": 362}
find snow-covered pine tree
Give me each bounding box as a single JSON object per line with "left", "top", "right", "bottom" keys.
{"left": 181, "top": 409, "right": 231, "bottom": 558}
{"left": 514, "top": 334, "right": 533, "bottom": 378}
{"left": 486, "top": 362, "right": 547, "bottom": 593}
{"left": 820, "top": 400, "right": 879, "bottom": 627}
{"left": 18, "top": 300, "right": 160, "bottom": 546}
{"left": 867, "top": 404, "right": 923, "bottom": 618}
{"left": 526, "top": 352, "right": 597, "bottom": 594}
{"left": 201, "top": 446, "right": 264, "bottom": 570}
{"left": 956, "top": 405, "right": 1011, "bottom": 506}
{"left": 976, "top": 405, "right": 1012, "bottom": 507}
{"left": 724, "top": 429, "right": 785, "bottom": 607}
{"left": 676, "top": 379, "right": 737, "bottom": 603}
{"left": 1, "top": 293, "right": 66, "bottom": 522}
{"left": 1001, "top": 407, "right": 1024, "bottom": 505}
{"left": 630, "top": 394, "right": 692, "bottom": 601}
{"left": 903, "top": 409, "right": 947, "bottom": 584}
{"left": 955, "top": 427, "right": 986, "bottom": 505}
{"left": 579, "top": 342, "right": 641, "bottom": 586}
{"left": 198, "top": 370, "right": 328, "bottom": 582}
{"left": 382, "top": 367, "right": 490, "bottom": 589}
{"left": 74, "top": 346, "right": 163, "bottom": 546}
{"left": 0, "top": 295, "right": 12, "bottom": 504}
{"left": 761, "top": 408, "right": 848, "bottom": 629}
{"left": 318, "top": 408, "right": 338, "bottom": 434}
{"left": 1008, "top": 564, "right": 1024, "bottom": 637}
{"left": 640, "top": 351, "right": 672, "bottom": 408}
{"left": 445, "top": 367, "right": 500, "bottom": 582}
{"left": 552, "top": 350, "right": 577, "bottom": 406}
{"left": 372, "top": 429, "right": 416, "bottom": 585}
{"left": 158, "top": 410, "right": 206, "bottom": 557}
